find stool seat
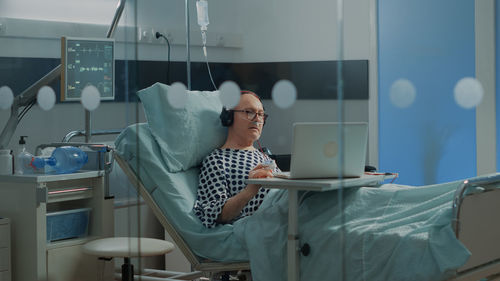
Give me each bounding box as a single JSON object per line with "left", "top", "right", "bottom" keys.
{"left": 83, "top": 237, "right": 174, "bottom": 258}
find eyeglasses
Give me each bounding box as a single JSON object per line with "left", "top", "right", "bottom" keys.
{"left": 232, "top": 110, "right": 268, "bottom": 121}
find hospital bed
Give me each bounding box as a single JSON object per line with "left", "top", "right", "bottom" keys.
{"left": 112, "top": 82, "right": 500, "bottom": 281}
{"left": 114, "top": 152, "right": 250, "bottom": 280}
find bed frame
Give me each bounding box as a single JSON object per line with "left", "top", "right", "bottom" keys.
{"left": 114, "top": 153, "right": 250, "bottom": 281}
{"left": 450, "top": 174, "right": 500, "bottom": 281}
{"left": 114, "top": 153, "right": 500, "bottom": 281}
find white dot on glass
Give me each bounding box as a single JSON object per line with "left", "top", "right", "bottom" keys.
{"left": 272, "top": 80, "right": 297, "bottom": 109}
{"left": 219, "top": 81, "right": 241, "bottom": 109}
{"left": 168, "top": 82, "right": 188, "bottom": 109}
{"left": 454, "top": 77, "right": 484, "bottom": 109}
{"left": 37, "top": 86, "right": 56, "bottom": 111}
{"left": 81, "top": 85, "right": 101, "bottom": 111}
{"left": 389, "top": 79, "right": 416, "bottom": 108}
{"left": 0, "top": 86, "right": 14, "bottom": 110}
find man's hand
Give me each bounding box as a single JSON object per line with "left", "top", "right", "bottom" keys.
{"left": 248, "top": 163, "right": 274, "bottom": 179}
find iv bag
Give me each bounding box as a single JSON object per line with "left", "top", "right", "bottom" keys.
{"left": 196, "top": 0, "right": 209, "bottom": 28}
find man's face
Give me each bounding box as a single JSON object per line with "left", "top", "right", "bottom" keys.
{"left": 230, "top": 94, "right": 266, "bottom": 141}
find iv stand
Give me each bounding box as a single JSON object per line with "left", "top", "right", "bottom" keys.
{"left": 0, "top": 0, "right": 127, "bottom": 148}
{"left": 185, "top": 0, "right": 192, "bottom": 90}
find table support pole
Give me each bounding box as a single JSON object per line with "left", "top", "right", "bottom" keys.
{"left": 288, "top": 189, "right": 300, "bottom": 281}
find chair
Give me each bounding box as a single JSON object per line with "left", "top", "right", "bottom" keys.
{"left": 82, "top": 237, "right": 175, "bottom": 281}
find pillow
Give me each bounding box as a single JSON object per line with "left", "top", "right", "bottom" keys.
{"left": 137, "top": 83, "right": 227, "bottom": 172}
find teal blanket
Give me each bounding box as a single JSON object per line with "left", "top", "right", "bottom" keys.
{"left": 237, "top": 184, "right": 470, "bottom": 281}
{"left": 115, "top": 124, "right": 470, "bottom": 281}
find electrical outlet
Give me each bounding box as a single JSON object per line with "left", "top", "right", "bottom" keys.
{"left": 137, "top": 27, "right": 153, "bottom": 43}
{"left": 150, "top": 27, "right": 157, "bottom": 42}
{"left": 0, "top": 22, "right": 6, "bottom": 36}
{"left": 145, "top": 28, "right": 153, "bottom": 43}
{"left": 155, "top": 29, "right": 174, "bottom": 44}
{"left": 137, "top": 27, "right": 144, "bottom": 42}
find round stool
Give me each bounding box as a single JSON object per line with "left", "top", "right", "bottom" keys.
{"left": 82, "top": 237, "right": 175, "bottom": 281}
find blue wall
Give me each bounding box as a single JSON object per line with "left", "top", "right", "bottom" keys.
{"left": 378, "top": 0, "right": 476, "bottom": 185}
{"left": 497, "top": 0, "right": 500, "bottom": 171}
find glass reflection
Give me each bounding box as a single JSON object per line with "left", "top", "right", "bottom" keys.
{"left": 81, "top": 85, "right": 101, "bottom": 111}
{"left": 168, "top": 82, "right": 188, "bottom": 109}
{"left": 454, "top": 77, "right": 484, "bottom": 109}
{"left": 389, "top": 78, "right": 416, "bottom": 108}
{"left": 36, "top": 86, "right": 56, "bottom": 111}
{"left": 219, "top": 81, "right": 241, "bottom": 108}
{"left": 271, "top": 79, "right": 297, "bottom": 109}
{"left": 0, "top": 86, "right": 14, "bottom": 110}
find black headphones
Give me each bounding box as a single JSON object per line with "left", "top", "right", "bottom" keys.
{"left": 220, "top": 106, "right": 235, "bottom": 127}
{"left": 219, "top": 91, "right": 267, "bottom": 127}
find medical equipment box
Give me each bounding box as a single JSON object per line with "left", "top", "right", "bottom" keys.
{"left": 46, "top": 208, "right": 91, "bottom": 242}
{"left": 82, "top": 145, "right": 110, "bottom": 170}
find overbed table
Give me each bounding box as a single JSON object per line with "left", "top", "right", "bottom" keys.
{"left": 246, "top": 174, "right": 395, "bottom": 281}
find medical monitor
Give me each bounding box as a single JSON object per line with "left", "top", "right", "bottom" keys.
{"left": 61, "top": 37, "right": 115, "bottom": 101}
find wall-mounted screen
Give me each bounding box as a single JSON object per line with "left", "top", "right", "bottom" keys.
{"left": 61, "top": 37, "right": 114, "bottom": 101}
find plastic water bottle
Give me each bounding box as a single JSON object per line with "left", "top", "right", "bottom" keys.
{"left": 20, "top": 154, "right": 45, "bottom": 174}
{"left": 45, "top": 146, "right": 88, "bottom": 174}
{"left": 15, "top": 136, "right": 44, "bottom": 174}
{"left": 0, "top": 149, "right": 13, "bottom": 175}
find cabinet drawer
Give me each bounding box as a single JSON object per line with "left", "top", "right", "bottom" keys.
{"left": 0, "top": 270, "right": 11, "bottom": 281}
{"left": 0, "top": 225, "right": 8, "bottom": 248}
{"left": 47, "top": 244, "right": 113, "bottom": 281}
{"left": 0, "top": 248, "right": 9, "bottom": 271}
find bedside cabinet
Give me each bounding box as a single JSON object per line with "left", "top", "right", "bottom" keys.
{"left": 0, "top": 218, "right": 10, "bottom": 281}
{"left": 0, "top": 171, "right": 114, "bottom": 281}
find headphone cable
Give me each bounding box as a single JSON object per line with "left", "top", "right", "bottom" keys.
{"left": 257, "top": 140, "right": 265, "bottom": 156}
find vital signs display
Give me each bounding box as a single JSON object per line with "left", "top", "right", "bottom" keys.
{"left": 61, "top": 37, "right": 114, "bottom": 101}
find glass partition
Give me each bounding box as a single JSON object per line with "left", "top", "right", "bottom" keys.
{"left": 0, "top": 0, "right": 495, "bottom": 280}
{"left": 0, "top": 0, "right": 146, "bottom": 279}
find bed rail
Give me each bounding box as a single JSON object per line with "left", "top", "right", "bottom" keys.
{"left": 450, "top": 173, "right": 500, "bottom": 280}
{"left": 451, "top": 173, "right": 500, "bottom": 236}
{"left": 62, "top": 129, "right": 123, "bottom": 143}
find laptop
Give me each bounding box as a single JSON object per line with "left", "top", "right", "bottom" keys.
{"left": 274, "top": 122, "right": 368, "bottom": 179}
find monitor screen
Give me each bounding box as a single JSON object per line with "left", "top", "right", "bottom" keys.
{"left": 61, "top": 37, "right": 114, "bottom": 101}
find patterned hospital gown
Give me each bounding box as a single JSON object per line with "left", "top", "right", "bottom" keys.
{"left": 193, "top": 148, "right": 279, "bottom": 228}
